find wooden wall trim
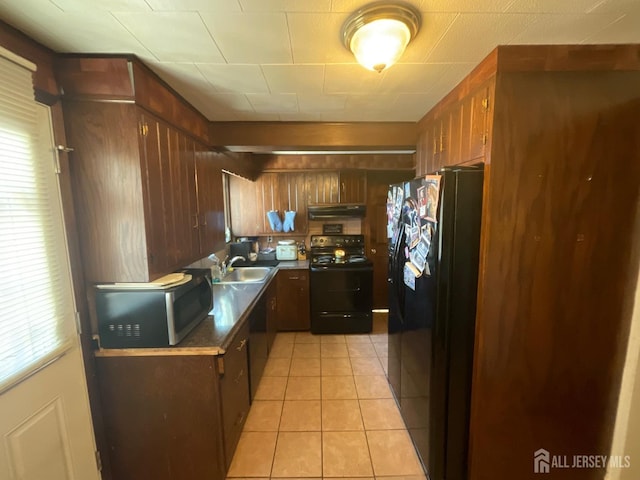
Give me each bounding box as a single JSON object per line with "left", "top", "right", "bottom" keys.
{"left": 55, "top": 54, "right": 211, "bottom": 144}
{"left": 0, "top": 21, "right": 58, "bottom": 100}
{"left": 209, "top": 121, "right": 418, "bottom": 149}
{"left": 258, "top": 153, "right": 415, "bottom": 171}
{"left": 417, "top": 44, "right": 640, "bottom": 131}
{"left": 496, "top": 44, "right": 640, "bottom": 73}
{"left": 217, "top": 151, "right": 261, "bottom": 181}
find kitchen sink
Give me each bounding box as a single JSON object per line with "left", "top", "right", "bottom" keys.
{"left": 220, "top": 267, "right": 272, "bottom": 284}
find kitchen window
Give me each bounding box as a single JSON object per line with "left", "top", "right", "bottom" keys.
{"left": 0, "top": 48, "right": 76, "bottom": 392}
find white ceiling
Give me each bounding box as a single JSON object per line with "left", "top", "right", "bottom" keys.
{"left": 1, "top": 0, "right": 639, "bottom": 122}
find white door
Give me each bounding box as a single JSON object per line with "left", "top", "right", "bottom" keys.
{"left": 0, "top": 103, "right": 101, "bottom": 480}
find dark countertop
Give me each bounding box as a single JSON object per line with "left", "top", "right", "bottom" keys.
{"left": 95, "top": 261, "right": 308, "bottom": 357}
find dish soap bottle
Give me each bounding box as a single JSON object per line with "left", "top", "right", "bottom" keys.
{"left": 208, "top": 254, "right": 222, "bottom": 283}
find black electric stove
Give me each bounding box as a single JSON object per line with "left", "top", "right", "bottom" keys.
{"left": 309, "top": 235, "right": 373, "bottom": 268}
{"left": 309, "top": 235, "right": 373, "bottom": 333}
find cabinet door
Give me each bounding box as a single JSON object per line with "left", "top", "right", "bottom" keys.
{"left": 229, "top": 175, "right": 260, "bottom": 236}
{"left": 278, "top": 172, "right": 308, "bottom": 234}
{"left": 469, "top": 86, "right": 489, "bottom": 160}
{"left": 339, "top": 170, "right": 367, "bottom": 204}
{"left": 259, "top": 172, "right": 281, "bottom": 234}
{"left": 277, "top": 269, "right": 310, "bottom": 331}
{"left": 448, "top": 104, "right": 463, "bottom": 166}
{"left": 219, "top": 323, "right": 250, "bottom": 468}
{"left": 196, "top": 150, "right": 225, "bottom": 254}
{"left": 170, "top": 128, "right": 200, "bottom": 265}
{"left": 306, "top": 172, "right": 339, "bottom": 205}
{"left": 139, "top": 113, "right": 170, "bottom": 277}
{"left": 96, "top": 355, "right": 225, "bottom": 480}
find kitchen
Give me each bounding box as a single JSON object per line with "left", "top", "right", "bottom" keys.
{"left": 0, "top": 2, "right": 640, "bottom": 480}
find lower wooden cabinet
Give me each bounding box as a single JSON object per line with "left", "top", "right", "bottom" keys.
{"left": 276, "top": 269, "right": 310, "bottom": 331}
{"left": 95, "top": 354, "right": 225, "bottom": 480}
{"left": 219, "top": 322, "right": 250, "bottom": 469}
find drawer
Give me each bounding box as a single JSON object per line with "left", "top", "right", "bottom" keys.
{"left": 219, "top": 322, "right": 250, "bottom": 468}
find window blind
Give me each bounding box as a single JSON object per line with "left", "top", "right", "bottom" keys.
{"left": 0, "top": 52, "right": 76, "bottom": 391}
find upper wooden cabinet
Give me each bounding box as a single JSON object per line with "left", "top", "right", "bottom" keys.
{"left": 229, "top": 172, "right": 308, "bottom": 236}
{"left": 58, "top": 56, "right": 225, "bottom": 282}
{"left": 196, "top": 150, "right": 226, "bottom": 255}
{"left": 306, "top": 172, "right": 339, "bottom": 205}
{"left": 229, "top": 170, "right": 367, "bottom": 236}
{"left": 339, "top": 170, "right": 367, "bottom": 203}
{"left": 64, "top": 102, "right": 221, "bottom": 283}
{"left": 416, "top": 78, "right": 495, "bottom": 176}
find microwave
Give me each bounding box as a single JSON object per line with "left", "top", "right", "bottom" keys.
{"left": 95, "top": 269, "right": 212, "bottom": 349}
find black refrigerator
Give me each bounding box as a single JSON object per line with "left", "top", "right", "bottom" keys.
{"left": 387, "top": 166, "right": 483, "bottom": 480}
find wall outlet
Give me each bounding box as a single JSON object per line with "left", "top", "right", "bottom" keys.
{"left": 267, "top": 235, "right": 273, "bottom": 243}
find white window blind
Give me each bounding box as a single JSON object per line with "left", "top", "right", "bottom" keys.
{"left": 0, "top": 52, "right": 76, "bottom": 391}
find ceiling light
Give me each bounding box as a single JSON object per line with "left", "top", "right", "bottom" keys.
{"left": 342, "top": 2, "right": 421, "bottom": 73}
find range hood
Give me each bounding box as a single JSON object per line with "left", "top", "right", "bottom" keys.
{"left": 308, "top": 204, "right": 367, "bottom": 220}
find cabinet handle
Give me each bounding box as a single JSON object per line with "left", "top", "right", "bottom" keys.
{"left": 236, "top": 411, "right": 246, "bottom": 426}
{"left": 234, "top": 369, "right": 244, "bottom": 384}
{"left": 236, "top": 339, "right": 247, "bottom": 352}
{"left": 288, "top": 276, "right": 299, "bottom": 280}
{"left": 192, "top": 214, "right": 199, "bottom": 229}
{"left": 371, "top": 248, "right": 377, "bottom": 254}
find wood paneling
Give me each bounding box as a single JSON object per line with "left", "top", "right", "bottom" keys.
{"left": 260, "top": 153, "right": 414, "bottom": 171}
{"left": 365, "top": 171, "right": 413, "bottom": 309}
{"left": 210, "top": 122, "right": 417, "bottom": 149}
{"left": 56, "top": 55, "right": 210, "bottom": 144}
{"left": 0, "top": 21, "right": 58, "bottom": 98}
{"left": 55, "top": 56, "right": 134, "bottom": 99}
{"left": 495, "top": 44, "right": 640, "bottom": 73}
{"left": 469, "top": 70, "right": 640, "bottom": 480}
{"left": 216, "top": 151, "right": 261, "bottom": 180}
{"left": 95, "top": 355, "right": 225, "bottom": 480}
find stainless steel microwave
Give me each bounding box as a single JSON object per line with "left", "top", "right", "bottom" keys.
{"left": 95, "top": 269, "right": 212, "bottom": 349}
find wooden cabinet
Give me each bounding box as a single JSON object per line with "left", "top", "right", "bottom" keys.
{"left": 196, "top": 150, "right": 226, "bottom": 254}
{"left": 229, "top": 172, "right": 308, "bottom": 236}
{"left": 63, "top": 102, "right": 222, "bottom": 283}
{"left": 416, "top": 78, "right": 495, "bottom": 175}
{"left": 306, "top": 171, "right": 340, "bottom": 205}
{"left": 95, "top": 355, "right": 225, "bottom": 480}
{"left": 219, "top": 322, "right": 250, "bottom": 468}
{"left": 339, "top": 170, "right": 367, "bottom": 203}
{"left": 276, "top": 269, "right": 310, "bottom": 331}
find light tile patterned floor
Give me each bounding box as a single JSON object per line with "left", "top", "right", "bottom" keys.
{"left": 226, "top": 313, "right": 426, "bottom": 480}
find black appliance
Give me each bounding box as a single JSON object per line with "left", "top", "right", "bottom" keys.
{"left": 309, "top": 234, "right": 373, "bottom": 334}
{"left": 307, "top": 204, "right": 366, "bottom": 219}
{"left": 387, "top": 166, "right": 483, "bottom": 480}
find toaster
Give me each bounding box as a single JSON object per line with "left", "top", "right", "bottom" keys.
{"left": 276, "top": 241, "right": 298, "bottom": 261}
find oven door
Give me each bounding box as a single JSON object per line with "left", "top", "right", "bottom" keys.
{"left": 309, "top": 265, "right": 373, "bottom": 334}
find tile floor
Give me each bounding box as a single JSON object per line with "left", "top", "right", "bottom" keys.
{"left": 226, "top": 314, "right": 426, "bottom": 480}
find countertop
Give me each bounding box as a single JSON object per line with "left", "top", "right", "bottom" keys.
{"left": 95, "top": 260, "right": 308, "bottom": 357}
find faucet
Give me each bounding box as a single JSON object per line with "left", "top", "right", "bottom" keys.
{"left": 222, "top": 255, "right": 246, "bottom": 276}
